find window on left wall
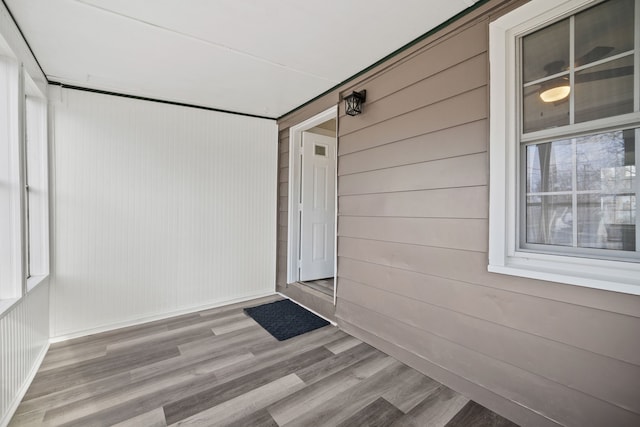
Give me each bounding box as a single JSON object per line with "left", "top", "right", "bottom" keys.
{"left": 0, "top": 52, "right": 49, "bottom": 310}
{"left": 24, "top": 76, "right": 49, "bottom": 289}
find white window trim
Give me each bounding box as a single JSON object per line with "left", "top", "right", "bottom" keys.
{"left": 0, "top": 56, "right": 25, "bottom": 302}
{"left": 489, "top": 0, "right": 640, "bottom": 295}
{"left": 0, "top": 65, "right": 49, "bottom": 317}
{"left": 24, "top": 91, "right": 50, "bottom": 290}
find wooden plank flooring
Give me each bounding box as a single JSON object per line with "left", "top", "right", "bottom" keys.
{"left": 10, "top": 295, "right": 518, "bottom": 426}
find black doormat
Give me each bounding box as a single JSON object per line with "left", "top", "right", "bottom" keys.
{"left": 244, "top": 299, "right": 330, "bottom": 341}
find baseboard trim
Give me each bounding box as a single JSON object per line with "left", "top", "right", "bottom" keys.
{"left": 0, "top": 340, "right": 50, "bottom": 427}
{"left": 50, "top": 290, "right": 277, "bottom": 343}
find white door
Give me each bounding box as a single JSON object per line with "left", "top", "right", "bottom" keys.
{"left": 299, "top": 131, "right": 336, "bottom": 281}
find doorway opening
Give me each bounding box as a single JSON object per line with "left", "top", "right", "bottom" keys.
{"left": 287, "top": 106, "right": 337, "bottom": 305}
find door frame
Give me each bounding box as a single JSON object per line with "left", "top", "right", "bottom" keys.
{"left": 286, "top": 106, "right": 338, "bottom": 305}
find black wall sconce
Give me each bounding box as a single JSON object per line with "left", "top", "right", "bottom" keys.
{"left": 344, "top": 90, "right": 366, "bottom": 116}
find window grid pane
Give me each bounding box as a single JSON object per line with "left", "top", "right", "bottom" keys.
{"left": 524, "top": 128, "right": 637, "bottom": 254}
{"left": 521, "top": 0, "right": 636, "bottom": 135}
{"left": 520, "top": 0, "right": 639, "bottom": 260}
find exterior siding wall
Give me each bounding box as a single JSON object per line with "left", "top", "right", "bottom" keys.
{"left": 277, "top": 1, "right": 640, "bottom": 426}
{"left": 276, "top": 130, "right": 289, "bottom": 288}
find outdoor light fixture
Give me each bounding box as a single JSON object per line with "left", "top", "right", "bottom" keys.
{"left": 344, "top": 90, "right": 366, "bottom": 116}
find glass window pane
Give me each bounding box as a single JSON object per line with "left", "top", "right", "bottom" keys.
{"left": 527, "top": 195, "right": 573, "bottom": 246}
{"left": 526, "top": 140, "right": 573, "bottom": 193}
{"left": 575, "top": 56, "right": 634, "bottom": 123}
{"left": 522, "top": 18, "right": 570, "bottom": 83}
{"left": 523, "top": 78, "right": 570, "bottom": 133}
{"left": 576, "top": 129, "right": 633, "bottom": 191}
{"left": 575, "top": 0, "right": 635, "bottom": 67}
{"left": 578, "top": 194, "right": 635, "bottom": 250}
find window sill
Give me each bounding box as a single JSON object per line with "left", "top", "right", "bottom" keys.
{"left": 0, "top": 275, "right": 49, "bottom": 319}
{"left": 489, "top": 254, "right": 640, "bottom": 295}
{"left": 0, "top": 297, "right": 21, "bottom": 319}
{"left": 27, "top": 274, "right": 48, "bottom": 293}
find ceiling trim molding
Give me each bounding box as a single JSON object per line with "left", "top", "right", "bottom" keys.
{"left": 276, "top": 0, "right": 492, "bottom": 121}
{"left": 1, "top": 0, "right": 47, "bottom": 79}
{"left": 48, "top": 81, "right": 277, "bottom": 120}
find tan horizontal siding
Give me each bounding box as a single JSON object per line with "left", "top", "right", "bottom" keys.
{"left": 338, "top": 216, "right": 488, "bottom": 252}
{"left": 277, "top": 1, "right": 640, "bottom": 425}
{"left": 339, "top": 278, "right": 640, "bottom": 414}
{"left": 338, "top": 257, "right": 640, "bottom": 365}
{"left": 277, "top": 210, "right": 288, "bottom": 227}
{"left": 339, "top": 22, "right": 488, "bottom": 111}
{"left": 276, "top": 131, "right": 289, "bottom": 287}
{"left": 277, "top": 225, "right": 287, "bottom": 244}
{"left": 278, "top": 151, "right": 288, "bottom": 168}
{"left": 338, "top": 53, "right": 487, "bottom": 136}
{"left": 278, "top": 182, "right": 287, "bottom": 198}
{"left": 339, "top": 186, "right": 488, "bottom": 219}
{"left": 278, "top": 195, "right": 287, "bottom": 212}
{"left": 278, "top": 167, "right": 288, "bottom": 183}
{"left": 339, "top": 152, "right": 487, "bottom": 195}
{"left": 338, "top": 235, "right": 640, "bottom": 323}
{"left": 338, "top": 86, "right": 486, "bottom": 156}
{"left": 337, "top": 299, "right": 640, "bottom": 427}
{"left": 339, "top": 119, "right": 487, "bottom": 176}
{"left": 277, "top": 243, "right": 287, "bottom": 258}
{"left": 280, "top": 139, "right": 288, "bottom": 149}
{"left": 338, "top": 320, "right": 560, "bottom": 427}
{"left": 277, "top": 256, "right": 287, "bottom": 285}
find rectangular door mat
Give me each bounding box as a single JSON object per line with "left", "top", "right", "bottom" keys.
{"left": 244, "top": 299, "right": 330, "bottom": 341}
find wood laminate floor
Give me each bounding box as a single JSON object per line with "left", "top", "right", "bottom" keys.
{"left": 10, "top": 295, "right": 518, "bottom": 427}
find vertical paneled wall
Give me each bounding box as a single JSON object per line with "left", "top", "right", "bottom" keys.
{"left": 0, "top": 281, "right": 50, "bottom": 426}
{"left": 277, "top": 2, "right": 640, "bottom": 426}
{"left": 50, "top": 88, "right": 277, "bottom": 338}
{"left": 0, "top": 3, "right": 50, "bottom": 425}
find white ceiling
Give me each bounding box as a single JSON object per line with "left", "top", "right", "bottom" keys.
{"left": 6, "top": 0, "right": 480, "bottom": 118}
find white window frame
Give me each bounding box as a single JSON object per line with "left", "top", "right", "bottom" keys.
{"left": 0, "top": 56, "right": 25, "bottom": 306}
{"left": 0, "top": 64, "right": 49, "bottom": 315}
{"left": 24, "top": 76, "right": 49, "bottom": 291}
{"left": 489, "top": 0, "right": 640, "bottom": 295}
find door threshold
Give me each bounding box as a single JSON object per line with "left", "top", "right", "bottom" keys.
{"left": 278, "top": 282, "right": 336, "bottom": 321}
{"left": 299, "top": 278, "right": 334, "bottom": 297}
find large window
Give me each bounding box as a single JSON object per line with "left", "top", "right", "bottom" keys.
{"left": 25, "top": 79, "right": 49, "bottom": 285}
{"left": 489, "top": 0, "right": 640, "bottom": 294}
{"left": 0, "top": 51, "right": 48, "bottom": 310}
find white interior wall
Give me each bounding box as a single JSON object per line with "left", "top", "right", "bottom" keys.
{"left": 0, "top": 281, "right": 49, "bottom": 426}
{"left": 50, "top": 88, "right": 278, "bottom": 338}
{"left": 0, "top": 3, "right": 51, "bottom": 426}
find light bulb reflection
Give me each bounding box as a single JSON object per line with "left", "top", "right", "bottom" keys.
{"left": 539, "top": 85, "right": 570, "bottom": 103}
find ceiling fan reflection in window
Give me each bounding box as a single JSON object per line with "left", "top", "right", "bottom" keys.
{"left": 539, "top": 46, "right": 633, "bottom": 103}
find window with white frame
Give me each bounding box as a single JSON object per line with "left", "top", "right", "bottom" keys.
{"left": 0, "top": 48, "right": 49, "bottom": 309}
{"left": 0, "top": 55, "right": 23, "bottom": 303}
{"left": 489, "top": 0, "right": 640, "bottom": 294}
{"left": 24, "top": 77, "right": 49, "bottom": 287}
